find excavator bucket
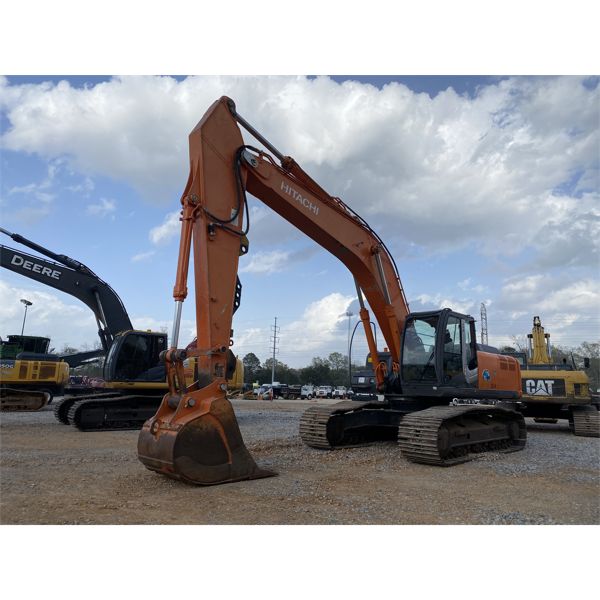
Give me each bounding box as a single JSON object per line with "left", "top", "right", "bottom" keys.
{"left": 138, "top": 382, "right": 275, "bottom": 486}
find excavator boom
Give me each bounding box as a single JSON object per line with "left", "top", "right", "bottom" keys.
{"left": 1, "top": 229, "right": 133, "bottom": 351}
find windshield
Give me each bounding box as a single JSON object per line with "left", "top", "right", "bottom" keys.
{"left": 402, "top": 315, "right": 438, "bottom": 382}
{"left": 109, "top": 333, "right": 166, "bottom": 382}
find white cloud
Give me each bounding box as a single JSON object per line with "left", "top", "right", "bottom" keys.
{"left": 4, "top": 205, "right": 52, "bottom": 225}
{"left": 238, "top": 246, "right": 320, "bottom": 275}
{"left": 490, "top": 276, "right": 600, "bottom": 348}
{"left": 412, "top": 293, "right": 477, "bottom": 316}
{"left": 131, "top": 250, "right": 156, "bottom": 262}
{"left": 4, "top": 160, "right": 60, "bottom": 219}
{"left": 230, "top": 293, "right": 355, "bottom": 365}
{"left": 239, "top": 250, "right": 291, "bottom": 275}
{"left": 537, "top": 280, "right": 599, "bottom": 313}
{"left": 458, "top": 278, "right": 488, "bottom": 294}
{"left": 1, "top": 75, "right": 598, "bottom": 357}
{"left": 149, "top": 210, "right": 180, "bottom": 245}
{"left": 0, "top": 280, "right": 98, "bottom": 350}
{"left": 67, "top": 176, "right": 95, "bottom": 196}
{"left": 86, "top": 197, "right": 116, "bottom": 218}
{"left": 1, "top": 75, "right": 597, "bottom": 266}
{"left": 284, "top": 293, "right": 355, "bottom": 351}
{"left": 264, "top": 293, "right": 354, "bottom": 354}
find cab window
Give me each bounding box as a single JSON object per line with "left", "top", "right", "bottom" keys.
{"left": 442, "top": 316, "right": 463, "bottom": 382}
{"left": 402, "top": 315, "right": 438, "bottom": 381}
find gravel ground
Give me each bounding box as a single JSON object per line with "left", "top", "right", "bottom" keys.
{"left": 1, "top": 398, "right": 599, "bottom": 525}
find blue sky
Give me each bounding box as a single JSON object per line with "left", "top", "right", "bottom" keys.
{"left": 1, "top": 75, "right": 598, "bottom": 367}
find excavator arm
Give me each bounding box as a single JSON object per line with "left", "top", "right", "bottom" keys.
{"left": 0, "top": 228, "right": 133, "bottom": 352}
{"left": 170, "top": 96, "right": 408, "bottom": 388}
{"left": 138, "top": 96, "right": 410, "bottom": 485}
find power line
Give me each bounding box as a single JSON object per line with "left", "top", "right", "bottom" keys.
{"left": 480, "top": 302, "right": 488, "bottom": 345}
{"left": 270, "top": 316, "right": 280, "bottom": 384}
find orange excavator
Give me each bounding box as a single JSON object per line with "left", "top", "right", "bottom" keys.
{"left": 137, "top": 96, "right": 526, "bottom": 486}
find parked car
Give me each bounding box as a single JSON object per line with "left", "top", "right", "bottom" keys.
{"left": 317, "top": 385, "right": 333, "bottom": 398}
{"left": 332, "top": 386, "right": 347, "bottom": 399}
{"left": 301, "top": 385, "right": 315, "bottom": 399}
{"left": 254, "top": 384, "right": 270, "bottom": 397}
{"left": 284, "top": 384, "right": 303, "bottom": 399}
{"left": 270, "top": 382, "right": 289, "bottom": 398}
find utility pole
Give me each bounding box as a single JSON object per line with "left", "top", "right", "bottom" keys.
{"left": 270, "top": 316, "right": 280, "bottom": 384}
{"left": 480, "top": 302, "right": 488, "bottom": 346}
{"left": 345, "top": 310, "right": 353, "bottom": 386}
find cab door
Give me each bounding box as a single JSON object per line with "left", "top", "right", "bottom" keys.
{"left": 441, "top": 314, "right": 478, "bottom": 386}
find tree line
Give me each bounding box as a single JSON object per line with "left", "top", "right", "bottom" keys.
{"left": 247, "top": 340, "right": 600, "bottom": 391}
{"left": 242, "top": 351, "right": 365, "bottom": 387}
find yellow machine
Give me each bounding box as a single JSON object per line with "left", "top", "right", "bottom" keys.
{"left": 227, "top": 356, "right": 244, "bottom": 393}
{"left": 0, "top": 335, "right": 70, "bottom": 410}
{"left": 184, "top": 354, "right": 244, "bottom": 396}
{"left": 505, "top": 316, "right": 598, "bottom": 437}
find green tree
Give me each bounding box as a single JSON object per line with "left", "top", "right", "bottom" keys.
{"left": 242, "top": 352, "right": 261, "bottom": 383}
{"left": 327, "top": 352, "right": 346, "bottom": 370}
{"left": 301, "top": 356, "right": 331, "bottom": 386}
{"left": 327, "top": 352, "right": 350, "bottom": 386}
{"left": 549, "top": 344, "right": 573, "bottom": 366}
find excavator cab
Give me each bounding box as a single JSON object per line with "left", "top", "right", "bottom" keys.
{"left": 401, "top": 308, "right": 521, "bottom": 402}
{"left": 401, "top": 309, "right": 478, "bottom": 391}
{"left": 0, "top": 335, "right": 51, "bottom": 358}
{"left": 103, "top": 331, "right": 168, "bottom": 384}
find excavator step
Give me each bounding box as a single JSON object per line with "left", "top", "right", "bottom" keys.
{"left": 398, "top": 405, "right": 527, "bottom": 466}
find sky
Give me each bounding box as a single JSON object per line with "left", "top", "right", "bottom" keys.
{"left": 1, "top": 0, "right": 599, "bottom": 590}
{"left": 1, "top": 74, "right": 599, "bottom": 367}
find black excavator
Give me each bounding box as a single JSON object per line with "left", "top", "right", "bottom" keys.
{"left": 1, "top": 227, "right": 168, "bottom": 428}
